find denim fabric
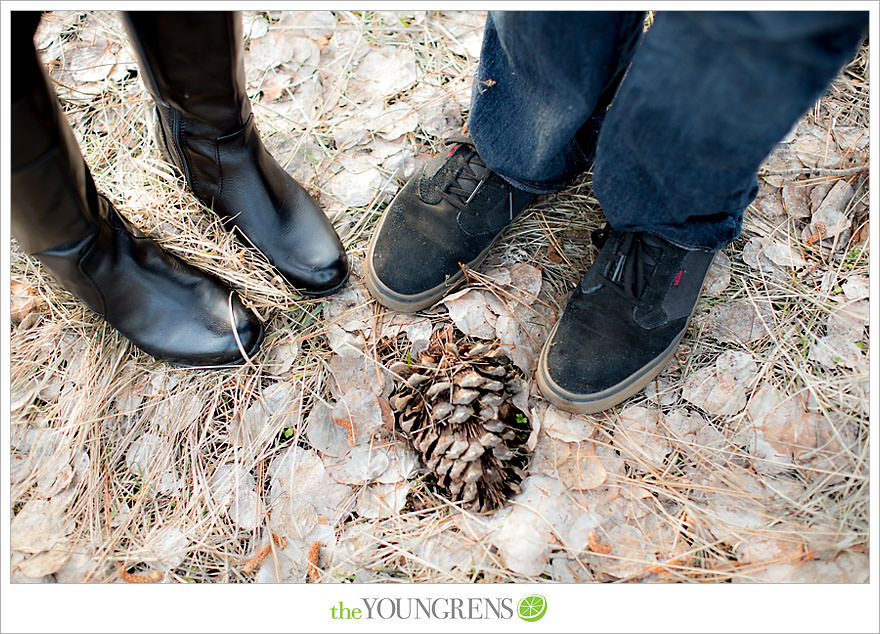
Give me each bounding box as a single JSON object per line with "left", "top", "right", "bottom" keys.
{"left": 469, "top": 11, "right": 867, "bottom": 249}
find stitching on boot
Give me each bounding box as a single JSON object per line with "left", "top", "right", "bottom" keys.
{"left": 214, "top": 115, "right": 255, "bottom": 200}
{"left": 170, "top": 110, "right": 196, "bottom": 193}
{"left": 214, "top": 141, "right": 223, "bottom": 199}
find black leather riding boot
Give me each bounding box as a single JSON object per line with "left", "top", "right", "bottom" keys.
{"left": 124, "top": 11, "right": 349, "bottom": 296}
{"left": 11, "top": 13, "right": 263, "bottom": 366}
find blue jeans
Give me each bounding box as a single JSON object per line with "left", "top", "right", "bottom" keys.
{"left": 469, "top": 11, "right": 867, "bottom": 249}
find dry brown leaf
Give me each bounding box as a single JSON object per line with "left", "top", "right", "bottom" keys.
{"left": 781, "top": 183, "right": 812, "bottom": 219}
{"left": 751, "top": 187, "right": 786, "bottom": 219}
{"left": 494, "top": 312, "right": 542, "bottom": 375}
{"left": 809, "top": 334, "right": 867, "bottom": 371}
{"left": 744, "top": 384, "right": 841, "bottom": 476}
{"left": 11, "top": 498, "right": 74, "bottom": 555}
{"left": 324, "top": 167, "right": 387, "bottom": 208}
{"left": 142, "top": 526, "right": 189, "bottom": 572}
{"left": 356, "top": 482, "right": 409, "bottom": 519}
{"left": 760, "top": 144, "right": 801, "bottom": 187}
{"left": 703, "top": 250, "right": 731, "bottom": 297}
{"left": 681, "top": 351, "right": 756, "bottom": 416}
{"left": 265, "top": 337, "right": 300, "bottom": 375}
{"left": 17, "top": 541, "right": 74, "bottom": 578}
{"left": 559, "top": 442, "right": 608, "bottom": 491}
{"left": 307, "top": 541, "right": 321, "bottom": 582}
{"left": 546, "top": 244, "right": 564, "bottom": 263}
{"left": 10, "top": 279, "right": 44, "bottom": 323}
{"left": 488, "top": 475, "right": 568, "bottom": 576}
{"left": 704, "top": 298, "right": 774, "bottom": 345}
{"left": 739, "top": 550, "right": 868, "bottom": 583}
{"left": 117, "top": 563, "right": 163, "bottom": 583}
{"left": 810, "top": 180, "right": 854, "bottom": 239}
{"left": 411, "top": 532, "right": 489, "bottom": 575}
{"left": 306, "top": 401, "right": 350, "bottom": 457}
{"left": 443, "top": 289, "right": 498, "bottom": 339}
{"left": 268, "top": 447, "right": 352, "bottom": 527}
{"left": 751, "top": 392, "right": 817, "bottom": 456}
{"left": 506, "top": 262, "right": 543, "bottom": 305}
{"left": 375, "top": 441, "right": 419, "bottom": 484}
{"left": 354, "top": 48, "right": 418, "bottom": 96}
{"left": 735, "top": 536, "right": 806, "bottom": 564}
{"left": 538, "top": 405, "right": 596, "bottom": 443}
{"left": 792, "top": 122, "right": 843, "bottom": 168}
{"left": 242, "top": 543, "right": 272, "bottom": 574}
{"left": 65, "top": 39, "right": 116, "bottom": 84}
{"left": 805, "top": 222, "right": 827, "bottom": 246}
{"left": 378, "top": 397, "right": 395, "bottom": 430}
{"left": 585, "top": 523, "right": 656, "bottom": 580}
{"left": 327, "top": 348, "right": 388, "bottom": 400}
{"left": 531, "top": 435, "right": 607, "bottom": 491}
{"left": 760, "top": 238, "right": 806, "bottom": 268}
{"left": 842, "top": 275, "right": 869, "bottom": 301}
{"left": 587, "top": 531, "right": 612, "bottom": 554}
{"left": 245, "top": 30, "right": 294, "bottom": 73}
{"left": 211, "top": 464, "right": 260, "bottom": 531}
{"left": 615, "top": 406, "right": 669, "bottom": 470}
{"left": 259, "top": 71, "right": 291, "bottom": 102}
{"left": 332, "top": 417, "right": 357, "bottom": 446}
{"left": 325, "top": 445, "right": 391, "bottom": 485}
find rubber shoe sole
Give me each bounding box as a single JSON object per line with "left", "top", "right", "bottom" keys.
{"left": 536, "top": 321, "right": 686, "bottom": 414}
{"left": 364, "top": 190, "right": 524, "bottom": 313}
{"left": 537, "top": 244, "right": 714, "bottom": 414}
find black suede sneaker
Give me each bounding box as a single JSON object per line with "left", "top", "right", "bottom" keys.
{"left": 537, "top": 226, "right": 717, "bottom": 414}
{"left": 365, "top": 137, "right": 535, "bottom": 311}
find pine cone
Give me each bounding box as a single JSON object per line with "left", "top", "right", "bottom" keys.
{"left": 386, "top": 325, "right": 531, "bottom": 513}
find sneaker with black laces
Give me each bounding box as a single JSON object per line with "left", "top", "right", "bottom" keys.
{"left": 365, "top": 137, "right": 536, "bottom": 312}
{"left": 537, "top": 226, "right": 717, "bottom": 414}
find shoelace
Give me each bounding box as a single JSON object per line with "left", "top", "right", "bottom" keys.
{"left": 590, "top": 225, "right": 661, "bottom": 302}
{"left": 439, "top": 137, "right": 492, "bottom": 213}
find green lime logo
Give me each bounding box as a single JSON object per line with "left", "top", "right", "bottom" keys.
{"left": 517, "top": 595, "right": 547, "bottom": 622}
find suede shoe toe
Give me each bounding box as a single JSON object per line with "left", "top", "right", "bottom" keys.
{"left": 365, "top": 137, "right": 535, "bottom": 312}
{"left": 537, "top": 226, "right": 716, "bottom": 413}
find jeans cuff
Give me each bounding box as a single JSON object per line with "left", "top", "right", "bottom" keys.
{"left": 496, "top": 172, "right": 571, "bottom": 196}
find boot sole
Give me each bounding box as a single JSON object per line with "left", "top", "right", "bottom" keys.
{"left": 536, "top": 321, "right": 686, "bottom": 415}
{"left": 364, "top": 191, "right": 526, "bottom": 312}
{"left": 298, "top": 267, "right": 351, "bottom": 298}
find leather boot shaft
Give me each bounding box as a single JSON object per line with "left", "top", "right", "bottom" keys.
{"left": 124, "top": 11, "right": 250, "bottom": 201}
{"left": 124, "top": 10, "right": 349, "bottom": 295}
{"left": 11, "top": 12, "right": 265, "bottom": 366}
{"left": 11, "top": 17, "right": 101, "bottom": 255}
{"left": 124, "top": 11, "right": 250, "bottom": 135}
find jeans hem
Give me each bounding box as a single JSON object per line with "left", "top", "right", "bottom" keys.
{"left": 496, "top": 172, "right": 568, "bottom": 195}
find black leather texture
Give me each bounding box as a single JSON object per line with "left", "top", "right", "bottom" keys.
{"left": 11, "top": 17, "right": 264, "bottom": 366}
{"left": 36, "top": 201, "right": 264, "bottom": 366}
{"left": 126, "top": 11, "right": 349, "bottom": 295}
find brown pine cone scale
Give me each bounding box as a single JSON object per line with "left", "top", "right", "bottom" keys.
{"left": 385, "top": 325, "right": 531, "bottom": 513}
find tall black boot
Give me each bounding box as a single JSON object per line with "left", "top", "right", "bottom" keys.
{"left": 11, "top": 13, "right": 264, "bottom": 366}
{"left": 124, "top": 11, "right": 349, "bottom": 296}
